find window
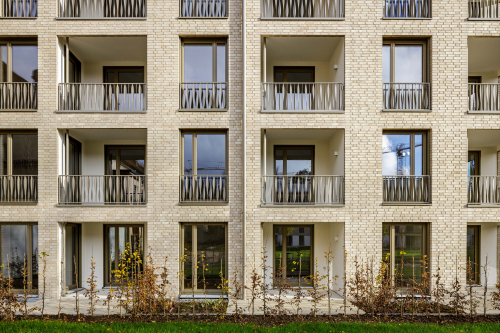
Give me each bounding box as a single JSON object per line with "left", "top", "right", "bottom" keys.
{"left": 64, "top": 223, "right": 81, "bottom": 290}
{"left": 181, "top": 223, "right": 227, "bottom": 293}
{"left": 383, "top": 40, "right": 427, "bottom": 84}
{"left": 1, "top": 42, "right": 38, "bottom": 83}
{"left": 468, "top": 151, "right": 480, "bottom": 176}
{"left": 0, "top": 131, "right": 38, "bottom": 176}
{"left": 103, "top": 67, "right": 144, "bottom": 84}
{"left": 274, "top": 225, "right": 313, "bottom": 286}
{"left": 382, "top": 223, "right": 428, "bottom": 286}
{"left": 180, "top": 39, "right": 227, "bottom": 110}
{"left": 104, "top": 225, "right": 144, "bottom": 285}
{"left": 0, "top": 223, "right": 38, "bottom": 292}
{"left": 467, "top": 225, "right": 480, "bottom": 284}
{"left": 68, "top": 52, "right": 81, "bottom": 84}
{"left": 105, "top": 145, "right": 146, "bottom": 176}
{"left": 274, "top": 67, "right": 315, "bottom": 83}
{"left": 274, "top": 146, "right": 314, "bottom": 176}
{"left": 181, "top": 131, "right": 227, "bottom": 176}
{"left": 382, "top": 131, "right": 427, "bottom": 176}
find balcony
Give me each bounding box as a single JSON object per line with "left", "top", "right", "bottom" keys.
{"left": 0, "top": 175, "right": 37, "bottom": 203}
{"left": 180, "top": 82, "right": 227, "bottom": 110}
{"left": 383, "top": 0, "right": 431, "bottom": 19}
{"left": 0, "top": 83, "right": 37, "bottom": 110}
{"left": 58, "top": 0, "right": 146, "bottom": 18}
{"left": 383, "top": 175, "right": 431, "bottom": 204}
{"left": 57, "top": 37, "right": 147, "bottom": 113}
{"left": 0, "top": 0, "right": 37, "bottom": 18}
{"left": 261, "top": 0, "right": 344, "bottom": 19}
{"left": 180, "top": 0, "right": 227, "bottom": 18}
{"left": 57, "top": 129, "right": 147, "bottom": 206}
{"left": 469, "top": 0, "right": 500, "bottom": 20}
{"left": 179, "top": 175, "right": 228, "bottom": 203}
{"left": 468, "top": 38, "right": 500, "bottom": 113}
{"left": 260, "top": 129, "right": 345, "bottom": 207}
{"left": 467, "top": 130, "right": 500, "bottom": 206}
{"left": 261, "top": 37, "right": 344, "bottom": 113}
{"left": 383, "top": 83, "right": 431, "bottom": 111}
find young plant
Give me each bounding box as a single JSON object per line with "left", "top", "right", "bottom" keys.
{"left": 466, "top": 258, "right": 479, "bottom": 317}
{"left": 161, "top": 256, "right": 170, "bottom": 317}
{"left": 291, "top": 253, "right": 306, "bottom": 319}
{"left": 307, "top": 257, "right": 325, "bottom": 317}
{"left": 245, "top": 254, "right": 262, "bottom": 316}
{"left": 200, "top": 252, "right": 208, "bottom": 315}
{"left": 83, "top": 254, "right": 99, "bottom": 317}
{"left": 231, "top": 265, "right": 243, "bottom": 316}
{"left": 324, "top": 246, "right": 333, "bottom": 317}
{"left": 58, "top": 256, "right": 63, "bottom": 319}
{"left": 483, "top": 256, "right": 488, "bottom": 316}
{"left": 432, "top": 255, "right": 446, "bottom": 319}
{"left": 74, "top": 255, "right": 80, "bottom": 319}
{"left": 217, "top": 258, "right": 230, "bottom": 318}
{"left": 260, "top": 246, "right": 270, "bottom": 318}
{"left": 273, "top": 253, "right": 290, "bottom": 316}
{"left": 448, "top": 255, "right": 467, "bottom": 316}
{"left": 38, "top": 251, "right": 48, "bottom": 316}
{"left": 0, "top": 263, "right": 22, "bottom": 320}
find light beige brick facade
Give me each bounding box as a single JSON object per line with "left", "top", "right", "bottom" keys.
{"left": 1, "top": 0, "right": 499, "bottom": 299}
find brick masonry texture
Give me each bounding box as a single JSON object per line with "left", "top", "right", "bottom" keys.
{"left": 0, "top": 0, "right": 498, "bottom": 299}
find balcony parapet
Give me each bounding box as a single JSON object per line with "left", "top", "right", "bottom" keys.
{"left": 180, "top": 82, "right": 227, "bottom": 111}
{"left": 179, "top": 175, "right": 228, "bottom": 204}
{"left": 468, "top": 176, "right": 500, "bottom": 206}
{"left": 383, "top": 0, "right": 431, "bottom": 19}
{"left": 0, "top": 0, "right": 37, "bottom": 18}
{"left": 383, "top": 175, "right": 431, "bottom": 204}
{"left": 383, "top": 83, "right": 431, "bottom": 111}
{"left": 180, "top": 0, "right": 227, "bottom": 18}
{"left": 469, "top": 0, "right": 500, "bottom": 20}
{"left": 261, "top": 0, "right": 344, "bottom": 19}
{"left": 468, "top": 83, "right": 500, "bottom": 113}
{"left": 0, "top": 175, "right": 37, "bottom": 204}
{"left": 58, "top": 0, "right": 146, "bottom": 18}
{"left": 0, "top": 83, "right": 37, "bottom": 111}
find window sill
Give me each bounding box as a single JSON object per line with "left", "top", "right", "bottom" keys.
{"left": 467, "top": 204, "right": 500, "bottom": 208}
{"left": 55, "top": 110, "right": 147, "bottom": 114}
{"left": 382, "top": 17, "right": 432, "bottom": 20}
{"left": 260, "top": 17, "right": 345, "bottom": 21}
{"left": 382, "top": 202, "right": 431, "bottom": 206}
{"left": 178, "top": 17, "right": 228, "bottom": 19}
{"left": 468, "top": 111, "right": 500, "bottom": 114}
{"left": 56, "top": 204, "right": 147, "bottom": 207}
{"left": 260, "top": 203, "right": 345, "bottom": 208}
{"left": 178, "top": 108, "right": 228, "bottom": 112}
{"left": 0, "top": 109, "right": 37, "bottom": 112}
{"left": 179, "top": 202, "right": 229, "bottom": 206}
{"left": 468, "top": 18, "right": 500, "bottom": 21}
{"left": 0, "top": 202, "right": 37, "bottom": 205}
{"left": 0, "top": 17, "right": 37, "bottom": 19}
{"left": 56, "top": 17, "right": 147, "bottom": 20}
{"left": 261, "top": 109, "right": 345, "bottom": 114}
{"left": 382, "top": 109, "right": 432, "bottom": 112}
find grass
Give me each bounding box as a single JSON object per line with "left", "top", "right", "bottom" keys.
{"left": 2, "top": 320, "right": 500, "bottom": 332}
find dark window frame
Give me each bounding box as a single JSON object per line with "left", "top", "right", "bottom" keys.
{"left": 273, "top": 145, "right": 315, "bottom": 176}
{"left": 382, "top": 130, "right": 429, "bottom": 176}
{"left": 383, "top": 39, "right": 429, "bottom": 84}
{"left": 273, "top": 66, "right": 315, "bottom": 83}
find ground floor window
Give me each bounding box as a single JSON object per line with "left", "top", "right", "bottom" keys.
{"left": 104, "top": 225, "right": 144, "bottom": 285}
{"left": 382, "top": 223, "right": 428, "bottom": 286}
{"left": 64, "top": 223, "right": 81, "bottom": 290}
{"left": 467, "top": 225, "right": 480, "bottom": 284}
{"left": 0, "top": 223, "right": 38, "bottom": 292}
{"left": 181, "top": 223, "right": 226, "bottom": 294}
{"left": 274, "top": 225, "right": 313, "bottom": 286}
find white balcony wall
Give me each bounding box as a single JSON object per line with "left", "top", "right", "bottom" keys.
{"left": 262, "top": 222, "right": 345, "bottom": 292}
{"left": 468, "top": 223, "right": 499, "bottom": 286}
{"left": 264, "top": 37, "right": 344, "bottom": 84}
{"left": 468, "top": 145, "right": 497, "bottom": 175}
{"left": 468, "top": 71, "right": 500, "bottom": 84}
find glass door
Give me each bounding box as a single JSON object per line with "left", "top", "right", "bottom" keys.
{"left": 65, "top": 224, "right": 81, "bottom": 290}
{"left": 274, "top": 67, "right": 315, "bottom": 110}
{"left": 103, "top": 67, "right": 144, "bottom": 111}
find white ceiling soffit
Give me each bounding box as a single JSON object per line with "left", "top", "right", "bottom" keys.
{"left": 266, "top": 37, "right": 342, "bottom": 62}
{"left": 266, "top": 129, "right": 340, "bottom": 141}
{"left": 469, "top": 37, "right": 500, "bottom": 73}
{"left": 68, "top": 128, "right": 147, "bottom": 141}
{"left": 468, "top": 130, "right": 500, "bottom": 147}
{"left": 69, "top": 37, "right": 147, "bottom": 62}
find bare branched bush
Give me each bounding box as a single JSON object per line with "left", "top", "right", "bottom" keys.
{"left": 432, "top": 256, "right": 446, "bottom": 319}
{"left": 307, "top": 257, "right": 325, "bottom": 317}
{"left": 0, "top": 264, "right": 22, "bottom": 320}
{"left": 291, "top": 253, "right": 306, "bottom": 319}
{"left": 83, "top": 254, "right": 99, "bottom": 316}
{"left": 38, "top": 251, "right": 48, "bottom": 316}
{"left": 245, "top": 255, "right": 262, "bottom": 316}
{"left": 466, "top": 259, "right": 479, "bottom": 317}
{"left": 448, "top": 256, "right": 467, "bottom": 316}
{"left": 231, "top": 265, "right": 243, "bottom": 316}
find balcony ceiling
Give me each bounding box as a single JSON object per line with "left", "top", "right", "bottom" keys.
{"left": 266, "top": 37, "right": 342, "bottom": 62}
{"left": 67, "top": 128, "right": 147, "bottom": 141}
{"left": 265, "top": 129, "right": 340, "bottom": 141}
{"left": 468, "top": 130, "right": 500, "bottom": 147}
{"left": 469, "top": 38, "right": 500, "bottom": 73}
{"left": 69, "top": 37, "right": 147, "bottom": 62}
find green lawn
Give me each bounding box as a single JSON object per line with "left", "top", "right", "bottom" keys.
{"left": 2, "top": 321, "right": 500, "bottom": 332}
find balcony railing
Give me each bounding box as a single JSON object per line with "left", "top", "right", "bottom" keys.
{"left": 468, "top": 176, "right": 500, "bottom": 206}
{"left": 180, "top": 0, "right": 226, "bottom": 17}
{"left": 0, "top": 83, "right": 37, "bottom": 110}
{"left": 383, "top": 0, "right": 430, "bottom": 18}
{"left": 1, "top": 0, "right": 37, "bottom": 17}
{"left": 383, "top": 83, "right": 431, "bottom": 111}
{"left": 180, "top": 82, "right": 227, "bottom": 110}
{"left": 262, "top": 83, "right": 344, "bottom": 112}
{"left": 261, "top": 0, "right": 344, "bottom": 18}
{"left": 383, "top": 175, "right": 430, "bottom": 204}
{"left": 58, "top": 83, "right": 147, "bottom": 112}
{"left": 0, "top": 176, "right": 37, "bottom": 203}
{"left": 58, "top": 0, "right": 146, "bottom": 18}
{"left": 261, "top": 175, "right": 344, "bottom": 206}
{"left": 58, "top": 175, "right": 147, "bottom": 205}
{"left": 469, "top": 0, "right": 499, "bottom": 19}
{"left": 468, "top": 83, "right": 500, "bottom": 112}
{"left": 180, "top": 175, "right": 228, "bottom": 203}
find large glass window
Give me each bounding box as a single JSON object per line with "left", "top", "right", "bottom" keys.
{"left": 382, "top": 132, "right": 426, "bottom": 176}
{"left": 104, "top": 225, "right": 144, "bottom": 285}
{"left": 105, "top": 146, "right": 145, "bottom": 176}
{"left": 0, "top": 223, "right": 38, "bottom": 292}
{"left": 274, "top": 225, "right": 312, "bottom": 286}
{"left": 181, "top": 131, "right": 227, "bottom": 176}
{"left": 0, "top": 132, "right": 38, "bottom": 176}
{"left": 0, "top": 43, "right": 37, "bottom": 83}
{"left": 383, "top": 41, "right": 426, "bottom": 84}
{"left": 382, "top": 224, "right": 428, "bottom": 287}
{"left": 182, "top": 40, "right": 227, "bottom": 83}
{"left": 466, "top": 226, "right": 480, "bottom": 284}
{"left": 274, "top": 146, "right": 314, "bottom": 176}
{"left": 181, "top": 223, "right": 227, "bottom": 293}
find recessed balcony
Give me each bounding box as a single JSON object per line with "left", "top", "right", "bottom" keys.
{"left": 261, "top": 129, "right": 345, "bottom": 207}
{"left": 468, "top": 37, "right": 500, "bottom": 113}
{"left": 468, "top": 130, "right": 500, "bottom": 207}
{"left": 57, "top": 129, "right": 147, "bottom": 206}
{"left": 58, "top": 0, "right": 146, "bottom": 19}
{"left": 468, "top": 0, "right": 500, "bottom": 20}
{"left": 1, "top": 0, "right": 37, "bottom": 18}
{"left": 57, "top": 37, "right": 147, "bottom": 113}
{"left": 261, "top": 0, "right": 344, "bottom": 19}
{"left": 261, "top": 37, "right": 344, "bottom": 113}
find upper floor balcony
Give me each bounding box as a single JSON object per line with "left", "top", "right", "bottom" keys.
{"left": 0, "top": 131, "right": 38, "bottom": 204}
{"left": 0, "top": 0, "right": 37, "bottom": 18}
{"left": 468, "top": 0, "right": 500, "bottom": 20}
{"left": 57, "top": 37, "right": 147, "bottom": 113}
{"left": 383, "top": 0, "right": 431, "bottom": 19}
{"left": 261, "top": 37, "right": 344, "bottom": 113}
{"left": 261, "top": 129, "right": 345, "bottom": 207}
{"left": 180, "top": 0, "right": 227, "bottom": 18}
{"left": 261, "top": 0, "right": 344, "bottom": 19}
{"left": 0, "top": 40, "right": 38, "bottom": 111}
{"left": 58, "top": 0, "right": 146, "bottom": 19}
{"left": 468, "top": 37, "right": 500, "bottom": 113}
{"left": 468, "top": 130, "right": 500, "bottom": 207}
{"left": 383, "top": 39, "right": 431, "bottom": 111}
{"left": 57, "top": 129, "right": 147, "bottom": 206}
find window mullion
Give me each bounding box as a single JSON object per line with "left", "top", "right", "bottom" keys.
{"left": 7, "top": 43, "right": 12, "bottom": 82}
{"left": 410, "top": 134, "right": 415, "bottom": 175}
{"left": 213, "top": 42, "right": 217, "bottom": 83}
{"left": 7, "top": 134, "right": 12, "bottom": 175}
